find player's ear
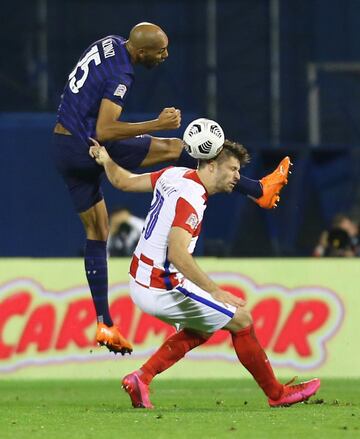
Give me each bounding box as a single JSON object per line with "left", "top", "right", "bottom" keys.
{"left": 208, "top": 161, "right": 216, "bottom": 173}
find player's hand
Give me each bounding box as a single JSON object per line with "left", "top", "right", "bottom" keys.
{"left": 89, "top": 137, "right": 110, "bottom": 166}
{"left": 157, "top": 107, "right": 181, "bottom": 130}
{"left": 211, "top": 289, "right": 246, "bottom": 309}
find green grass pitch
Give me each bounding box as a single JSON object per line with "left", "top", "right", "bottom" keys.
{"left": 0, "top": 379, "right": 359, "bottom": 439}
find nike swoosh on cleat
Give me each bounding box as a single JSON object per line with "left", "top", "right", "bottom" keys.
{"left": 99, "top": 328, "right": 113, "bottom": 337}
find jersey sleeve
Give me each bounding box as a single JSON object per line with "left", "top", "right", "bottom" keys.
{"left": 172, "top": 197, "right": 200, "bottom": 235}
{"left": 150, "top": 167, "right": 174, "bottom": 188}
{"left": 102, "top": 73, "right": 133, "bottom": 107}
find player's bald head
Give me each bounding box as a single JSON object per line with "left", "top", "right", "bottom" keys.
{"left": 128, "top": 22, "right": 168, "bottom": 50}
{"left": 126, "top": 22, "right": 169, "bottom": 68}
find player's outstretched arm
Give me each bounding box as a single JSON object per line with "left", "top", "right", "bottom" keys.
{"left": 96, "top": 99, "right": 181, "bottom": 142}
{"left": 89, "top": 138, "right": 153, "bottom": 193}
{"left": 168, "top": 227, "right": 245, "bottom": 309}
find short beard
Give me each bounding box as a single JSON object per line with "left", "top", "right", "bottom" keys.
{"left": 141, "top": 58, "right": 159, "bottom": 69}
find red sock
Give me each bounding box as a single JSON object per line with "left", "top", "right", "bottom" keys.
{"left": 232, "top": 324, "right": 283, "bottom": 400}
{"left": 139, "top": 329, "right": 208, "bottom": 384}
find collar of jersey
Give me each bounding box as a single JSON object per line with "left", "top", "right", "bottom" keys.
{"left": 119, "top": 37, "right": 134, "bottom": 74}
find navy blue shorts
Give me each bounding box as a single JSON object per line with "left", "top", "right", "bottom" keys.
{"left": 53, "top": 133, "right": 152, "bottom": 213}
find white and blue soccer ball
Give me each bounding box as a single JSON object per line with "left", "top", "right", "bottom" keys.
{"left": 183, "top": 118, "right": 225, "bottom": 159}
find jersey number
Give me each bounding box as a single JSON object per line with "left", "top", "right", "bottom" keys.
{"left": 68, "top": 45, "right": 101, "bottom": 94}
{"left": 144, "top": 190, "right": 164, "bottom": 240}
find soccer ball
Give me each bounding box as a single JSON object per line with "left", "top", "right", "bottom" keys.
{"left": 183, "top": 118, "right": 225, "bottom": 159}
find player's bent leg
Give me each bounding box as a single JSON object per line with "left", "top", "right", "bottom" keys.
{"left": 223, "top": 306, "right": 253, "bottom": 333}
{"left": 122, "top": 328, "right": 210, "bottom": 409}
{"left": 225, "top": 307, "right": 320, "bottom": 406}
{"left": 139, "top": 137, "right": 183, "bottom": 167}
{"left": 125, "top": 278, "right": 220, "bottom": 407}
{"left": 224, "top": 308, "right": 284, "bottom": 401}
{"left": 80, "top": 200, "right": 133, "bottom": 355}
{"left": 139, "top": 328, "right": 210, "bottom": 384}
{"left": 108, "top": 135, "right": 196, "bottom": 170}
{"left": 79, "top": 199, "right": 109, "bottom": 241}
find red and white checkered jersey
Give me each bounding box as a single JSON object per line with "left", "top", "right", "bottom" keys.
{"left": 129, "top": 167, "right": 208, "bottom": 290}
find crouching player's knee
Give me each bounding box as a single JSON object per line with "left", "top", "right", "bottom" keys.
{"left": 225, "top": 307, "right": 253, "bottom": 333}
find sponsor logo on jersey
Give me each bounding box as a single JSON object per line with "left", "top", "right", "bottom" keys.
{"left": 114, "top": 84, "right": 127, "bottom": 98}
{"left": 185, "top": 213, "right": 199, "bottom": 230}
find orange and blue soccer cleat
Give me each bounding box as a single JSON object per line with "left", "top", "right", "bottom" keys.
{"left": 96, "top": 323, "right": 133, "bottom": 355}
{"left": 254, "top": 156, "right": 292, "bottom": 209}
{"left": 268, "top": 377, "right": 321, "bottom": 407}
{"left": 122, "top": 372, "right": 154, "bottom": 409}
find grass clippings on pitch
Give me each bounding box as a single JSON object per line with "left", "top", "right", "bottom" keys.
{"left": 0, "top": 378, "right": 359, "bottom": 439}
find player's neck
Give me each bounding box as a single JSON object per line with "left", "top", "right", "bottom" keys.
{"left": 125, "top": 41, "right": 137, "bottom": 64}
{"left": 196, "top": 170, "right": 217, "bottom": 196}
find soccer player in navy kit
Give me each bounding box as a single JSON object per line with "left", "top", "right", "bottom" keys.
{"left": 54, "top": 22, "right": 184, "bottom": 354}
{"left": 54, "top": 22, "right": 290, "bottom": 355}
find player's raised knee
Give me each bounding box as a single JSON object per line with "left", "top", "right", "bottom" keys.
{"left": 227, "top": 307, "right": 253, "bottom": 332}
{"left": 156, "top": 137, "right": 183, "bottom": 160}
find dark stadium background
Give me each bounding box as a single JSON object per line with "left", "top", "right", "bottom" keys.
{"left": 1, "top": 0, "right": 360, "bottom": 257}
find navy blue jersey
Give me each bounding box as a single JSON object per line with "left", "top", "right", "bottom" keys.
{"left": 57, "top": 35, "right": 134, "bottom": 143}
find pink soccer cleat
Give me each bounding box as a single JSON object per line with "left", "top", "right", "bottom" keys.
{"left": 122, "top": 372, "right": 154, "bottom": 409}
{"left": 268, "top": 378, "right": 321, "bottom": 407}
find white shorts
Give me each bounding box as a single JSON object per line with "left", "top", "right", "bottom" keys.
{"left": 129, "top": 277, "right": 236, "bottom": 333}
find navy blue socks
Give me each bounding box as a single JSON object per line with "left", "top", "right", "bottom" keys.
{"left": 234, "top": 176, "right": 263, "bottom": 198}
{"left": 84, "top": 239, "right": 112, "bottom": 326}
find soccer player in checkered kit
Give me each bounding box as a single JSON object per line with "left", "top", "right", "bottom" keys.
{"left": 89, "top": 138, "right": 320, "bottom": 408}
{"left": 54, "top": 21, "right": 293, "bottom": 355}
